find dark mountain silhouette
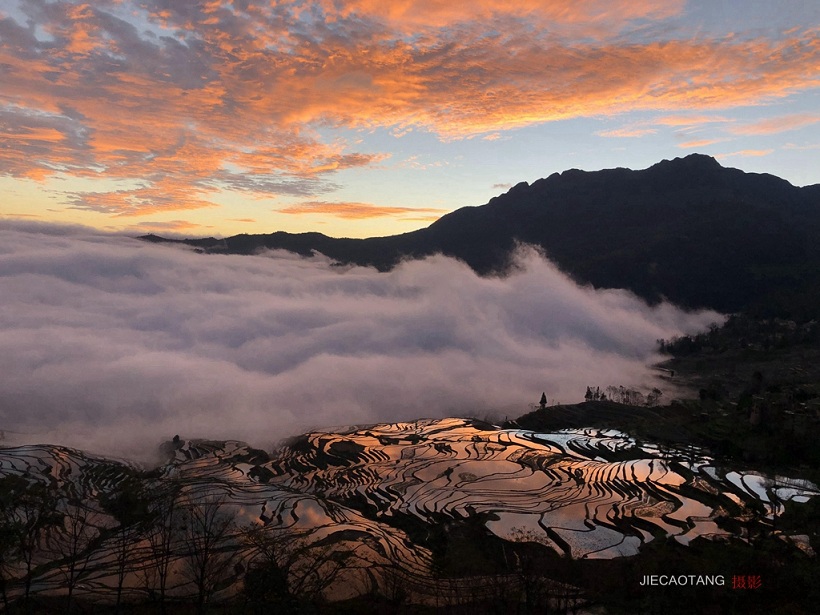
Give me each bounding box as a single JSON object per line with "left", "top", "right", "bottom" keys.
{"left": 141, "top": 154, "right": 820, "bottom": 316}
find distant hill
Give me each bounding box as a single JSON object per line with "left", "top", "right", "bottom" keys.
{"left": 142, "top": 154, "right": 820, "bottom": 317}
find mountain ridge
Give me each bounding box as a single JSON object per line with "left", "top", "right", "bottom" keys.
{"left": 141, "top": 154, "right": 820, "bottom": 316}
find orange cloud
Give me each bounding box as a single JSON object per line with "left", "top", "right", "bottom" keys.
{"left": 655, "top": 114, "right": 732, "bottom": 127}
{"left": 123, "top": 219, "right": 210, "bottom": 234}
{"left": 264, "top": 29, "right": 820, "bottom": 139}
{"left": 717, "top": 149, "right": 774, "bottom": 159}
{"left": 69, "top": 180, "right": 219, "bottom": 217}
{"left": 597, "top": 126, "right": 658, "bottom": 138}
{"left": 729, "top": 113, "right": 820, "bottom": 135}
{"left": 677, "top": 138, "right": 724, "bottom": 148}
{"left": 325, "top": 0, "right": 685, "bottom": 33}
{"left": 1, "top": 1, "right": 819, "bottom": 218}
{"left": 279, "top": 201, "right": 445, "bottom": 220}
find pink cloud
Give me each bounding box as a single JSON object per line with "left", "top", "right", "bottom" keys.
{"left": 122, "top": 219, "right": 211, "bottom": 234}
{"left": 279, "top": 201, "right": 445, "bottom": 220}
{"left": 677, "top": 138, "right": 724, "bottom": 149}
{"left": 730, "top": 113, "right": 820, "bottom": 135}
{"left": 597, "top": 126, "right": 658, "bottom": 138}
{"left": 717, "top": 149, "right": 774, "bottom": 158}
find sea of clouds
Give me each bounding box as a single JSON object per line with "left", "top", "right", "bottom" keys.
{"left": 0, "top": 222, "right": 722, "bottom": 460}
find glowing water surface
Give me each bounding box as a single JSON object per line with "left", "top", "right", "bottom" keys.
{"left": 1, "top": 418, "right": 818, "bottom": 605}
{"left": 265, "top": 419, "right": 819, "bottom": 559}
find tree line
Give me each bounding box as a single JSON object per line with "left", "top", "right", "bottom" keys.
{"left": 583, "top": 386, "right": 663, "bottom": 407}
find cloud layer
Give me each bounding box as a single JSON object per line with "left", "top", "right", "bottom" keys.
{"left": 0, "top": 223, "right": 720, "bottom": 459}
{"left": 2, "top": 1, "right": 819, "bottom": 216}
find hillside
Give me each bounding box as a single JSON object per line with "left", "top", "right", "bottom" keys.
{"left": 142, "top": 154, "right": 820, "bottom": 316}
{"left": 3, "top": 419, "right": 818, "bottom": 613}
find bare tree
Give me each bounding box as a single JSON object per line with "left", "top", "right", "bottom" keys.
{"left": 646, "top": 387, "right": 663, "bottom": 407}
{"left": 99, "top": 477, "right": 154, "bottom": 613}
{"left": 178, "top": 493, "right": 239, "bottom": 615}
{"left": 142, "top": 483, "right": 181, "bottom": 614}
{"left": 54, "top": 493, "right": 100, "bottom": 613}
{"left": 0, "top": 475, "right": 63, "bottom": 613}
{"left": 378, "top": 564, "right": 410, "bottom": 609}
{"left": 506, "top": 527, "right": 574, "bottom": 614}
{"left": 0, "top": 476, "right": 25, "bottom": 612}
{"left": 241, "top": 523, "right": 353, "bottom": 613}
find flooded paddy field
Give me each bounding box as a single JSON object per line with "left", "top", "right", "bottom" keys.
{"left": 1, "top": 417, "right": 817, "bottom": 610}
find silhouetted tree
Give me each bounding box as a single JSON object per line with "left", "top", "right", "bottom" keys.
{"left": 179, "top": 493, "right": 239, "bottom": 614}
{"left": 99, "top": 477, "right": 154, "bottom": 613}
{"left": 539, "top": 392, "right": 547, "bottom": 409}
{"left": 142, "top": 483, "right": 182, "bottom": 614}
{"left": 0, "top": 477, "right": 22, "bottom": 612}
{"left": 241, "top": 523, "right": 353, "bottom": 613}
{"left": 606, "top": 385, "right": 620, "bottom": 403}
{"left": 55, "top": 491, "right": 99, "bottom": 613}
{"left": 503, "top": 527, "right": 580, "bottom": 613}
{"left": 0, "top": 475, "right": 63, "bottom": 613}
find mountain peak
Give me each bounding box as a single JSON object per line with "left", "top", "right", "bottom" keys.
{"left": 141, "top": 155, "right": 820, "bottom": 316}
{"left": 652, "top": 153, "right": 722, "bottom": 171}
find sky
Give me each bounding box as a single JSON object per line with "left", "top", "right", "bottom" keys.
{"left": 1, "top": 0, "right": 819, "bottom": 238}
{"left": 0, "top": 222, "right": 719, "bottom": 458}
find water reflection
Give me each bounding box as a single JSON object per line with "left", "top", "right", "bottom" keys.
{"left": 265, "top": 419, "right": 820, "bottom": 559}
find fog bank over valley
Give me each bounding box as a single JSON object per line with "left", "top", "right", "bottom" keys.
{"left": 0, "top": 222, "right": 722, "bottom": 460}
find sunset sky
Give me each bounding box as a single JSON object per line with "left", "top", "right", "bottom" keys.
{"left": 2, "top": 0, "right": 819, "bottom": 239}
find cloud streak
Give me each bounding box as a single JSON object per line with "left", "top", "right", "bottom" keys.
{"left": 279, "top": 201, "right": 445, "bottom": 220}
{"left": 729, "top": 113, "right": 820, "bottom": 136}
{"left": 717, "top": 149, "right": 774, "bottom": 159}
{"left": 678, "top": 138, "right": 725, "bottom": 149}
{"left": 0, "top": 222, "right": 720, "bottom": 459}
